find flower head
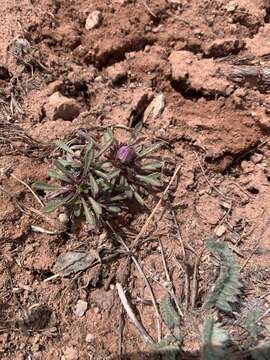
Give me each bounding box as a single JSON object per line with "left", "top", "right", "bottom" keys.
{"left": 116, "top": 145, "right": 136, "bottom": 163}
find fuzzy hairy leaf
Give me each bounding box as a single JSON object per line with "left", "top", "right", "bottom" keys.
{"left": 154, "top": 337, "right": 181, "bottom": 360}
{"left": 54, "top": 160, "right": 73, "bottom": 178}
{"left": 43, "top": 195, "right": 73, "bottom": 213}
{"left": 48, "top": 170, "right": 70, "bottom": 182}
{"left": 130, "top": 121, "right": 143, "bottom": 144}
{"left": 83, "top": 142, "right": 94, "bottom": 176}
{"left": 202, "top": 317, "right": 229, "bottom": 360}
{"left": 33, "top": 182, "right": 61, "bottom": 191}
{"left": 160, "top": 295, "right": 180, "bottom": 329}
{"left": 242, "top": 309, "right": 261, "bottom": 341}
{"left": 141, "top": 161, "right": 162, "bottom": 171}
{"left": 137, "top": 142, "right": 163, "bottom": 158}
{"left": 203, "top": 239, "right": 242, "bottom": 313}
{"left": 89, "top": 197, "right": 102, "bottom": 218}
{"left": 134, "top": 191, "right": 145, "bottom": 206}
{"left": 89, "top": 173, "right": 99, "bottom": 198}
{"left": 251, "top": 342, "right": 270, "bottom": 360}
{"left": 136, "top": 173, "right": 161, "bottom": 187}
{"left": 54, "top": 140, "right": 74, "bottom": 155}
{"left": 82, "top": 198, "right": 95, "bottom": 225}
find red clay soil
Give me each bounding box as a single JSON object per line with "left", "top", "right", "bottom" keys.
{"left": 0, "top": 1, "right": 270, "bottom": 359}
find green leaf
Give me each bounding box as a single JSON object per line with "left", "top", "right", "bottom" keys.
{"left": 89, "top": 197, "right": 102, "bottom": 218}
{"left": 203, "top": 239, "right": 242, "bottom": 313}
{"left": 82, "top": 198, "right": 95, "bottom": 225}
{"left": 104, "top": 127, "right": 113, "bottom": 142}
{"left": 141, "top": 161, "right": 162, "bottom": 171}
{"left": 83, "top": 142, "right": 94, "bottom": 176}
{"left": 89, "top": 174, "right": 99, "bottom": 198}
{"left": 136, "top": 174, "right": 161, "bottom": 187}
{"left": 134, "top": 191, "right": 145, "bottom": 206}
{"left": 94, "top": 169, "right": 110, "bottom": 180}
{"left": 137, "top": 142, "right": 163, "bottom": 158}
{"left": 242, "top": 308, "right": 261, "bottom": 341}
{"left": 54, "top": 140, "right": 74, "bottom": 154}
{"left": 96, "top": 130, "right": 113, "bottom": 157}
{"left": 202, "top": 316, "right": 229, "bottom": 360}
{"left": 129, "top": 121, "right": 143, "bottom": 144}
{"left": 33, "top": 182, "right": 61, "bottom": 191}
{"left": 106, "top": 206, "right": 121, "bottom": 213}
{"left": 110, "top": 194, "right": 129, "bottom": 202}
{"left": 48, "top": 170, "right": 70, "bottom": 182}
{"left": 73, "top": 203, "right": 81, "bottom": 217}
{"left": 54, "top": 160, "right": 73, "bottom": 178}
{"left": 159, "top": 295, "right": 180, "bottom": 329}
{"left": 153, "top": 337, "right": 180, "bottom": 360}
{"left": 108, "top": 169, "right": 121, "bottom": 179}
{"left": 43, "top": 196, "right": 72, "bottom": 213}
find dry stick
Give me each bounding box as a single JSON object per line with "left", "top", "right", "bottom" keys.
{"left": 190, "top": 247, "right": 204, "bottom": 309}
{"left": 173, "top": 256, "right": 189, "bottom": 309}
{"left": 10, "top": 173, "right": 44, "bottom": 207}
{"left": 193, "top": 152, "right": 230, "bottom": 201}
{"left": 106, "top": 222, "right": 161, "bottom": 342}
{"left": 159, "top": 238, "right": 184, "bottom": 317}
{"left": 133, "top": 164, "right": 181, "bottom": 249}
{"left": 141, "top": 0, "right": 156, "bottom": 18}
{"left": 116, "top": 283, "right": 155, "bottom": 345}
{"left": 172, "top": 209, "right": 186, "bottom": 258}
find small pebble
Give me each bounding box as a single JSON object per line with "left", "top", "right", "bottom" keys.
{"left": 74, "top": 300, "right": 88, "bottom": 317}
{"left": 251, "top": 153, "right": 263, "bottom": 164}
{"left": 85, "top": 10, "right": 102, "bottom": 30}
{"left": 59, "top": 213, "right": 69, "bottom": 224}
{"left": 85, "top": 333, "right": 95, "bottom": 343}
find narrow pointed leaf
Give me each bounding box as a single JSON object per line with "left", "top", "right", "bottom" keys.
{"left": 106, "top": 206, "right": 121, "bottom": 213}
{"left": 136, "top": 174, "right": 161, "bottom": 187}
{"left": 96, "top": 138, "right": 113, "bottom": 157}
{"left": 82, "top": 198, "right": 95, "bottom": 225}
{"left": 48, "top": 170, "right": 70, "bottom": 182}
{"left": 89, "top": 197, "right": 102, "bottom": 217}
{"left": 141, "top": 161, "right": 162, "bottom": 171}
{"left": 43, "top": 195, "right": 72, "bottom": 213}
{"left": 110, "top": 194, "right": 129, "bottom": 202}
{"left": 33, "top": 182, "right": 61, "bottom": 191}
{"left": 108, "top": 169, "right": 121, "bottom": 179}
{"left": 104, "top": 128, "right": 113, "bottom": 142}
{"left": 89, "top": 173, "right": 99, "bottom": 197}
{"left": 83, "top": 142, "right": 93, "bottom": 176}
{"left": 54, "top": 160, "right": 73, "bottom": 178}
{"left": 54, "top": 140, "right": 74, "bottom": 154}
{"left": 129, "top": 121, "right": 143, "bottom": 144}
{"left": 137, "top": 142, "right": 163, "bottom": 158}
{"left": 134, "top": 191, "right": 145, "bottom": 206}
{"left": 94, "top": 169, "right": 110, "bottom": 180}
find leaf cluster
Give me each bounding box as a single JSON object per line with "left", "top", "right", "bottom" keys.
{"left": 34, "top": 127, "right": 163, "bottom": 227}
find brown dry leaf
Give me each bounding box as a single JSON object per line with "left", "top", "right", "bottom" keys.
{"left": 53, "top": 250, "right": 100, "bottom": 277}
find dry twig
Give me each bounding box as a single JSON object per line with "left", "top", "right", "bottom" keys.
{"left": 116, "top": 283, "right": 154, "bottom": 345}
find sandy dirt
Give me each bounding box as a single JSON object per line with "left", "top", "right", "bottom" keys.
{"left": 0, "top": 0, "right": 270, "bottom": 359}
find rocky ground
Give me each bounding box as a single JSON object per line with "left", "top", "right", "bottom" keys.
{"left": 0, "top": 0, "right": 270, "bottom": 359}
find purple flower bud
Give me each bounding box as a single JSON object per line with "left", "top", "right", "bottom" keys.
{"left": 116, "top": 145, "right": 136, "bottom": 163}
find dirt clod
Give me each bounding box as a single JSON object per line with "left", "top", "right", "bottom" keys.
{"left": 44, "top": 92, "right": 81, "bottom": 121}
{"left": 106, "top": 62, "right": 127, "bottom": 84}
{"left": 204, "top": 38, "right": 245, "bottom": 58}
{"left": 169, "top": 50, "right": 232, "bottom": 96}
